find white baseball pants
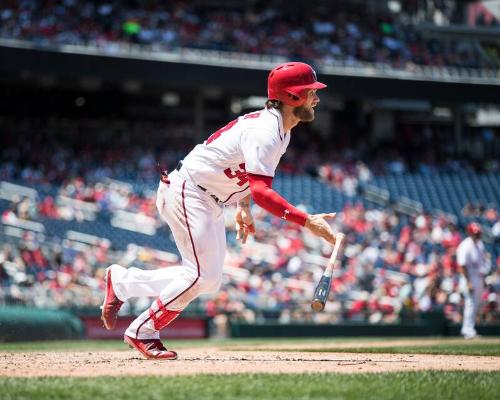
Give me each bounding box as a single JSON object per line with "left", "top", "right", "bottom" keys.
{"left": 461, "top": 276, "right": 484, "bottom": 337}
{"left": 111, "top": 169, "right": 226, "bottom": 339}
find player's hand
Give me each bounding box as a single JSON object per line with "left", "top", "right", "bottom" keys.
{"left": 305, "top": 213, "right": 337, "bottom": 245}
{"left": 467, "top": 281, "right": 474, "bottom": 294}
{"left": 235, "top": 204, "right": 255, "bottom": 244}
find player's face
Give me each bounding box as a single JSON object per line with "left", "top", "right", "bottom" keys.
{"left": 293, "top": 90, "right": 320, "bottom": 122}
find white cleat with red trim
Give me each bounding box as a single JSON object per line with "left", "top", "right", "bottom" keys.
{"left": 124, "top": 334, "right": 178, "bottom": 360}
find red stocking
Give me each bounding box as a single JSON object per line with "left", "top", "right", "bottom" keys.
{"left": 149, "top": 298, "right": 181, "bottom": 331}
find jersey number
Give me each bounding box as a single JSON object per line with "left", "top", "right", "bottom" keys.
{"left": 224, "top": 163, "right": 248, "bottom": 187}
{"left": 206, "top": 119, "right": 238, "bottom": 144}
{"left": 205, "top": 111, "right": 261, "bottom": 144}
{"left": 206, "top": 112, "right": 261, "bottom": 186}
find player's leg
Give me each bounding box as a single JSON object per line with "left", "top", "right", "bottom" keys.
{"left": 461, "top": 278, "right": 484, "bottom": 338}
{"left": 125, "top": 172, "right": 225, "bottom": 340}
{"left": 101, "top": 174, "right": 192, "bottom": 329}
{"left": 107, "top": 264, "right": 187, "bottom": 301}
{"left": 104, "top": 171, "right": 210, "bottom": 302}
{"left": 470, "top": 280, "right": 484, "bottom": 336}
{"left": 461, "top": 291, "right": 475, "bottom": 337}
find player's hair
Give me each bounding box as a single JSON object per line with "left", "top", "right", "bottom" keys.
{"left": 265, "top": 99, "right": 282, "bottom": 110}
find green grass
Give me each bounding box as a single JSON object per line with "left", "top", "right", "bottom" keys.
{"left": 1, "top": 338, "right": 499, "bottom": 356}
{"left": 0, "top": 337, "right": 397, "bottom": 352}
{"left": 0, "top": 339, "right": 206, "bottom": 352}
{"left": 249, "top": 343, "right": 500, "bottom": 356}
{"left": 0, "top": 340, "right": 126, "bottom": 352}
{"left": 1, "top": 339, "right": 498, "bottom": 399}
{"left": 329, "top": 343, "right": 500, "bottom": 356}
{"left": 1, "top": 372, "right": 499, "bottom": 400}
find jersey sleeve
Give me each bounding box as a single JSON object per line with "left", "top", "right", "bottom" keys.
{"left": 241, "top": 125, "right": 282, "bottom": 177}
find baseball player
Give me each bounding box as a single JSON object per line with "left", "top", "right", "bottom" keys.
{"left": 457, "top": 222, "right": 490, "bottom": 339}
{"left": 101, "top": 62, "right": 337, "bottom": 359}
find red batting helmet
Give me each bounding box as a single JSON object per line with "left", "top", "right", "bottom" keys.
{"left": 268, "top": 62, "right": 327, "bottom": 107}
{"left": 466, "top": 222, "right": 482, "bottom": 236}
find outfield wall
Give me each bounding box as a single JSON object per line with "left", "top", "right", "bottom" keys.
{"left": 229, "top": 312, "right": 500, "bottom": 338}
{"left": 0, "top": 307, "right": 498, "bottom": 341}
{"left": 80, "top": 315, "right": 209, "bottom": 339}
{"left": 0, "top": 307, "right": 84, "bottom": 342}
{"left": 229, "top": 322, "right": 500, "bottom": 338}
{"left": 0, "top": 307, "right": 209, "bottom": 341}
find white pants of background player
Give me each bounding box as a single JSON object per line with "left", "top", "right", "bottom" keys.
{"left": 110, "top": 169, "right": 226, "bottom": 339}
{"left": 461, "top": 276, "right": 484, "bottom": 337}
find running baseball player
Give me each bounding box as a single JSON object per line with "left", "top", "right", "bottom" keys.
{"left": 101, "top": 62, "right": 337, "bottom": 359}
{"left": 457, "top": 222, "right": 490, "bottom": 339}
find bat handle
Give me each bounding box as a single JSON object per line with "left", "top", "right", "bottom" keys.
{"left": 328, "top": 232, "right": 345, "bottom": 267}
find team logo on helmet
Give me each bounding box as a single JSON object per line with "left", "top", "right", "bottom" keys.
{"left": 311, "top": 69, "right": 318, "bottom": 82}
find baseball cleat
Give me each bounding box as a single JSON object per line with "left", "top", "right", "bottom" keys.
{"left": 463, "top": 333, "right": 480, "bottom": 340}
{"left": 124, "top": 334, "right": 178, "bottom": 360}
{"left": 101, "top": 265, "right": 124, "bottom": 330}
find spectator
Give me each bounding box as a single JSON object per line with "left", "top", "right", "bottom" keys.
{"left": 0, "top": 1, "right": 495, "bottom": 70}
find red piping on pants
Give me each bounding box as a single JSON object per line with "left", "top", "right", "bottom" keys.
{"left": 134, "top": 180, "right": 200, "bottom": 338}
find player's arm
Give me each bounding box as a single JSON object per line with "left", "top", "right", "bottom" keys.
{"left": 241, "top": 125, "right": 336, "bottom": 245}
{"left": 248, "top": 174, "right": 336, "bottom": 244}
{"left": 235, "top": 194, "right": 255, "bottom": 244}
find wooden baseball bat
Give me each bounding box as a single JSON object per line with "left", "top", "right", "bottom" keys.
{"left": 311, "top": 232, "right": 345, "bottom": 312}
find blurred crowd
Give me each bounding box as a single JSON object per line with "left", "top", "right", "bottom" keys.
{"left": 0, "top": 116, "right": 196, "bottom": 185}
{"left": 0, "top": 231, "right": 177, "bottom": 311}
{"left": 210, "top": 203, "right": 499, "bottom": 326}
{"left": 462, "top": 201, "right": 498, "bottom": 223}
{"left": 1, "top": 116, "right": 498, "bottom": 190}
{"left": 0, "top": 112, "right": 499, "bottom": 327}
{"left": 0, "top": 233, "right": 110, "bottom": 309}
{"left": 468, "top": 1, "right": 500, "bottom": 27}
{"left": 1, "top": 194, "right": 499, "bottom": 326}
{"left": 0, "top": 0, "right": 496, "bottom": 70}
{"left": 1, "top": 177, "right": 158, "bottom": 224}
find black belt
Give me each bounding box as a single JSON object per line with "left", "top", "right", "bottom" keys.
{"left": 176, "top": 161, "right": 223, "bottom": 204}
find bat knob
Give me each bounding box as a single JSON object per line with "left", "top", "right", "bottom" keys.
{"left": 311, "top": 300, "right": 325, "bottom": 312}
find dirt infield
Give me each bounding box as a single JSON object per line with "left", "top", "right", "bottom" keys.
{"left": 1, "top": 339, "right": 499, "bottom": 377}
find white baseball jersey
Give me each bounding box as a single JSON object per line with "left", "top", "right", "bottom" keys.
{"left": 456, "top": 237, "right": 489, "bottom": 278}
{"left": 118, "top": 107, "right": 291, "bottom": 340}
{"left": 181, "top": 108, "right": 291, "bottom": 204}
